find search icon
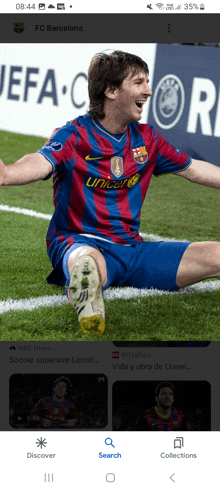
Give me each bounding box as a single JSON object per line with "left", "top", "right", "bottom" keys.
{"left": 105, "top": 438, "right": 115, "bottom": 448}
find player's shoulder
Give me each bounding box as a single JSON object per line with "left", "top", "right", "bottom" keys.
{"left": 37, "top": 396, "right": 48, "bottom": 404}
{"left": 67, "top": 113, "right": 86, "bottom": 123}
{"left": 145, "top": 406, "right": 155, "bottom": 415}
{"left": 50, "top": 114, "right": 90, "bottom": 139}
{"left": 131, "top": 122, "right": 154, "bottom": 132}
{"left": 130, "top": 122, "right": 158, "bottom": 139}
{"left": 172, "top": 407, "right": 184, "bottom": 417}
{"left": 67, "top": 113, "right": 91, "bottom": 130}
{"left": 69, "top": 401, "right": 76, "bottom": 409}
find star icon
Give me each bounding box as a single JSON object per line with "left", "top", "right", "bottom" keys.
{"left": 35, "top": 437, "right": 47, "bottom": 448}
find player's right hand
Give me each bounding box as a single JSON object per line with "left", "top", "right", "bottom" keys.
{"left": 0, "top": 158, "right": 5, "bottom": 186}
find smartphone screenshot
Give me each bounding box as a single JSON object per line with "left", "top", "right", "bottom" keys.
{"left": 0, "top": 1, "right": 220, "bottom": 489}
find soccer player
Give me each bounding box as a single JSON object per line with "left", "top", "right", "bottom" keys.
{"left": 28, "top": 376, "right": 78, "bottom": 428}
{"left": 2, "top": 50, "right": 220, "bottom": 335}
{"left": 130, "top": 382, "right": 188, "bottom": 431}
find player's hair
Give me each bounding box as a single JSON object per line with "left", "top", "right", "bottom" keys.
{"left": 155, "top": 382, "right": 175, "bottom": 397}
{"left": 53, "top": 376, "right": 71, "bottom": 393}
{"left": 88, "top": 50, "right": 149, "bottom": 120}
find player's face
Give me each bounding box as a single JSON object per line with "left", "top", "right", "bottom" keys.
{"left": 113, "top": 69, "right": 152, "bottom": 125}
{"left": 53, "top": 382, "right": 67, "bottom": 397}
{"left": 156, "top": 387, "right": 174, "bottom": 408}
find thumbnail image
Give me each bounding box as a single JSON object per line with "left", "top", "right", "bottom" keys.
{"left": 113, "top": 380, "right": 211, "bottom": 431}
{"left": 9, "top": 373, "right": 108, "bottom": 429}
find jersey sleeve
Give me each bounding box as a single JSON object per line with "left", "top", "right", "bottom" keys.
{"left": 37, "top": 122, "right": 77, "bottom": 179}
{"left": 153, "top": 129, "right": 192, "bottom": 176}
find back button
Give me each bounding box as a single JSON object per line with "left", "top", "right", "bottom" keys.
{"left": 169, "top": 473, "right": 175, "bottom": 482}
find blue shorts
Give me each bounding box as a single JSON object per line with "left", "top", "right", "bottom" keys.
{"left": 62, "top": 236, "right": 191, "bottom": 292}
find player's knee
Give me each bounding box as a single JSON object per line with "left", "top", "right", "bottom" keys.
{"left": 211, "top": 243, "right": 220, "bottom": 271}
{"left": 204, "top": 242, "right": 220, "bottom": 274}
{"left": 68, "top": 246, "right": 107, "bottom": 286}
{"left": 88, "top": 249, "right": 107, "bottom": 286}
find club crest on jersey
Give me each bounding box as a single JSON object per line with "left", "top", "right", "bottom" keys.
{"left": 132, "top": 146, "right": 148, "bottom": 164}
{"left": 111, "top": 157, "right": 123, "bottom": 178}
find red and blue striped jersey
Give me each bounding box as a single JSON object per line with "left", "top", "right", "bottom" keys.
{"left": 38, "top": 114, "right": 191, "bottom": 285}
{"left": 31, "top": 396, "right": 76, "bottom": 428}
{"left": 132, "top": 406, "right": 186, "bottom": 431}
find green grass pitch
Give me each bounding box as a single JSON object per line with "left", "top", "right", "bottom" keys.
{"left": 1, "top": 129, "right": 220, "bottom": 341}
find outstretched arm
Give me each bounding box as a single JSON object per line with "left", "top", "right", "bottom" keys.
{"left": 0, "top": 153, "right": 53, "bottom": 186}
{"left": 176, "top": 158, "right": 220, "bottom": 189}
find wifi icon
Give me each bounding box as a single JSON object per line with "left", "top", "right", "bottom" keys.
{"left": 156, "top": 3, "right": 164, "bottom": 8}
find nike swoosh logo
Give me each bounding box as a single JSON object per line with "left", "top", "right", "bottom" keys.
{"left": 85, "top": 155, "right": 104, "bottom": 161}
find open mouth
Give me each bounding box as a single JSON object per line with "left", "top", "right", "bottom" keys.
{"left": 136, "top": 100, "right": 145, "bottom": 109}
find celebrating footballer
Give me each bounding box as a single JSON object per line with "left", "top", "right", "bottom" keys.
{"left": 1, "top": 50, "right": 220, "bottom": 335}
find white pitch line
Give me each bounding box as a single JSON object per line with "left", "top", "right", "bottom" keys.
{"left": 1, "top": 203, "right": 219, "bottom": 315}
{"left": 104, "top": 280, "right": 220, "bottom": 300}
{"left": 140, "top": 232, "right": 188, "bottom": 243}
{"left": 1, "top": 280, "right": 220, "bottom": 314}
{"left": 0, "top": 204, "right": 52, "bottom": 220}
{"left": 0, "top": 295, "right": 68, "bottom": 314}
